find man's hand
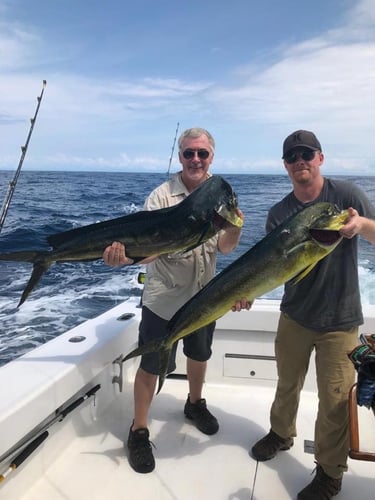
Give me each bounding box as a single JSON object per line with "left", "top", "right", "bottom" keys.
{"left": 231, "top": 298, "right": 252, "bottom": 312}
{"left": 340, "top": 207, "right": 362, "bottom": 239}
{"left": 103, "top": 241, "right": 134, "bottom": 266}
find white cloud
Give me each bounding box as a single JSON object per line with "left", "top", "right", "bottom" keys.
{"left": 1, "top": 0, "right": 375, "bottom": 173}
{"left": 205, "top": 1, "right": 375, "bottom": 171}
{"left": 0, "top": 20, "right": 41, "bottom": 70}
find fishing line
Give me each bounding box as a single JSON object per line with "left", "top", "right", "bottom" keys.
{"left": 137, "top": 122, "right": 180, "bottom": 286}
{"left": 250, "top": 460, "right": 259, "bottom": 499}
{"left": 0, "top": 80, "right": 47, "bottom": 234}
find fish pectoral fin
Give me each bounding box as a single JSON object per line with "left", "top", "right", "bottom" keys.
{"left": 156, "top": 349, "right": 172, "bottom": 394}
{"left": 18, "top": 260, "right": 51, "bottom": 307}
{"left": 285, "top": 242, "right": 306, "bottom": 256}
{"left": 284, "top": 243, "right": 318, "bottom": 285}
{"left": 290, "top": 263, "right": 318, "bottom": 285}
{"left": 181, "top": 222, "right": 211, "bottom": 253}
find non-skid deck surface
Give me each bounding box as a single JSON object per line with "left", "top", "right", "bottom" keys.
{"left": 19, "top": 380, "right": 374, "bottom": 500}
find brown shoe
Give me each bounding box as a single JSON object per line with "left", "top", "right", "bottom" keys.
{"left": 251, "top": 429, "right": 293, "bottom": 461}
{"left": 297, "top": 464, "right": 342, "bottom": 499}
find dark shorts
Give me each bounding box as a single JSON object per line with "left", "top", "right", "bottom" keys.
{"left": 139, "top": 306, "right": 215, "bottom": 375}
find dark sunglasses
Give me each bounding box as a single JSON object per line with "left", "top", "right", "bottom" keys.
{"left": 284, "top": 149, "right": 316, "bottom": 164}
{"left": 182, "top": 148, "right": 210, "bottom": 160}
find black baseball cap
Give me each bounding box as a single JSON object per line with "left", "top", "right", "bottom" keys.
{"left": 282, "top": 130, "right": 322, "bottom": 158}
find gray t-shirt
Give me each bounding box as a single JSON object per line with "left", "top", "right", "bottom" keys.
{"left": 267, "top": 178, "right": 375, "bottom": 332}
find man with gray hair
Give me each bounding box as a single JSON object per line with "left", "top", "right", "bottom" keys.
{"left": 104, "top": 127, "right": 243, "bottom": 473}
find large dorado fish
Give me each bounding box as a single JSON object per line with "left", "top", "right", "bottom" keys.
{"left": 0, "top": 175, "right": 242, "bottom": 307}
{"left": 123, "top": 202, "right": 349, "bottom": 393}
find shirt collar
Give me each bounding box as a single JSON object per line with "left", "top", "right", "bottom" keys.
{"left": 170, "top": 171, "right": 212, "bottom": 197}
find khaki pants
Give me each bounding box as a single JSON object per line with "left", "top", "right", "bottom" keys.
{"left": 270, "top": 313, "right": 358, "bottom": 479}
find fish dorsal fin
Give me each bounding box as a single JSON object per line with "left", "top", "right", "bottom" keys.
{"left": 47, "top": 209, "right": 174, "bottom": 249}
{"left": 290, "top": 262, "right": 318, "bottom": 285}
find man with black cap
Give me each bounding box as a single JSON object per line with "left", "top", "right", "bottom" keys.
{"left": 250, "top": 130, "right": 375, "bottom": 499}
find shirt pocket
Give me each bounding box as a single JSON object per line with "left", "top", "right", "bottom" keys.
{"left": 166, "top": 248, "right": 194, "bottom": 261}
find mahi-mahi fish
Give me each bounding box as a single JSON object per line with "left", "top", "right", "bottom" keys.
{"left": 0, "top": 175, "right": 242, "bottom": 307}
{"left": 122, "top": 202, "right": 349, "bottom": 393}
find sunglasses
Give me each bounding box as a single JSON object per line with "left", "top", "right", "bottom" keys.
{"left": 182, "top": 148, "right": 210, "bottom": 160}
{"left": 284, "top": 149, "right": 316, "bottom": 164}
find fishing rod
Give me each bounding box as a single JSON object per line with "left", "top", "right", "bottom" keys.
{"left": 166, "top": 121, "right": 179, "bottom": 178}
{"left": 0, "top": 383, "right": 100, "bottom": 484}
{"left": 137, "top": 122, "right": 180, "bottom": 285}
{"left": 0, "top": 80, "right": 47, "bottom": 234}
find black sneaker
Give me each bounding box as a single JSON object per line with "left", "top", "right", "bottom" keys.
{"left": 251, "top": 429, "right": 293, "bottom": 461}
{"left": 127, "top": 426, "right": 155, "bottom": 473}
{"left": 184, "top": 395, "right": 219, "bottom": 435}
{"left": 297, "top": 464, "right": 342, "bottom": 499}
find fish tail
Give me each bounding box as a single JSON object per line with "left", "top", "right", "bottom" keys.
{"left": 0, "top": 251, "right": 42, "bottom": 263}
{"left": 156, "top": 349, "right": 172, "bottom": 394}
{"left": 17, "top": 261, "right": 51, "bottom": 307}
{"left": 122, "top": 337, "right": 168, "bottom": 363}
{"left": 122, "top": 337, "right": 173, "bottom": 394}
{"left": 0, "top": 251, "right": 50, "bottom": 306}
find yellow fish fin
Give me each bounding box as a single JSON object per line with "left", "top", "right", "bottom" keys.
{"left": 290, "top": 262, "right": 318, "bottom": 285}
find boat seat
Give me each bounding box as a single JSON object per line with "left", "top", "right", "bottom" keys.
{"left": 348, "top": 383, "right": 375, "bottom": 461}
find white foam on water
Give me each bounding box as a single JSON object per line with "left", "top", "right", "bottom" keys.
{"left": 358, "top": 262, "right": 375, "bottom": 305}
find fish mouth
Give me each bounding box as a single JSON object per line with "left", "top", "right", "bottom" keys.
{"left": 214, "top": 205, "right": 243, "bottom": 228}
{"left": 309, "top": 228, "right": 342, "bottom": 247}
{"left": 309, "top": 209, "right": 349, "bottom": 247}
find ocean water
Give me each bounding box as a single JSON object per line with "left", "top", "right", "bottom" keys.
{"left": 1, "top": 170, "right": 375, "bottom": 366}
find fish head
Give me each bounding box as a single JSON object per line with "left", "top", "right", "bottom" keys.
{"left": 207, "top": 176, "right": 243, "bottom": 229}
{"left": 305, "top": 202, "right": 349, "bottom": 250}
{"left": 277, "top": 202, "right": 349, "bottom": 284}
{"left": 188, "top": 175, "right": 243, "bottom": 228}
{"left": 283, "top": 202, "right": 349, "bottom": 264}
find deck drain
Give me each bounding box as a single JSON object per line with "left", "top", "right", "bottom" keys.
{"left": 117, "top": 312, "right": 135, "bottom": 321}
{"left": 69, "top": 335, "right": 86, "bottom": 343}
{"left": 304, "top": 440, "right": 315, "bottom": 454}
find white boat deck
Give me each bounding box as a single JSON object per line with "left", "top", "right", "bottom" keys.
{"left": 0, "top": 298, "right": 374, "bottom": 500}
{"left": 6, "top": 380, "right": 375, "bottom": 500}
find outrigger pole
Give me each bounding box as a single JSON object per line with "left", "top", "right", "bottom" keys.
{"left": 166, "top": 121, "right": 179, "bottom": 178}
{"left": 0, "top": 384, "right": 100, "bottom": 483}
{"left": 0, "top": 80, "right": 47, "bottom": 234}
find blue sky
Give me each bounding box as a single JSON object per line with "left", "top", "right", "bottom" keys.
{"left": 1, "top": 0, "right": 375, "bottom": 175}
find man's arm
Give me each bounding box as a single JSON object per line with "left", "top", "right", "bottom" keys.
{"left": 218, "top": 209, "right": 244, "bottom": 254}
